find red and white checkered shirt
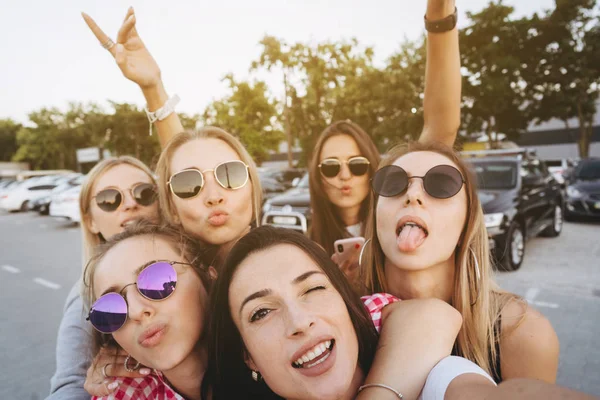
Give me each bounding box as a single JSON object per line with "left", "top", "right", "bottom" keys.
{"left": 361, "top": 292, "right": 400, "bottom": 333}
{"left": 92, "top": 371, "right": 184, "bottom": 400}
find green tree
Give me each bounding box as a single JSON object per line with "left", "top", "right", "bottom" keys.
{"left": 203, "top": 75, "right": 283, "bottom": 165}
{"left": 459, "top": 1, "right": 532, "bottom": 146}
{"left": 0, "top": 119, "right": 21, "bottom": 161}
{"left": 525, "top": 0, "right": 600, "bottom": 157}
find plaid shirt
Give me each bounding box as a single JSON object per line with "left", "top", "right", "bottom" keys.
{"left": 361, "top": 292, "right": 400, "bottom": 333}
{"left": 92, "top": 371, "right": 184, "bottom": 400}
{"left": 94, "top": 293, "right": 399, "bottom": 399}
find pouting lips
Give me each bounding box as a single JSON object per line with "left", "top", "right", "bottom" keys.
{"left": 396, "top": 221, "right": 428, "bottom": 237}
{"left": 292, "top": 340, "right": 335, "bottom": 369}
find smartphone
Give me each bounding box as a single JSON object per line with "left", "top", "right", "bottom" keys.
{"left": 334, "top": 237, "right": 366, "bottom": 265}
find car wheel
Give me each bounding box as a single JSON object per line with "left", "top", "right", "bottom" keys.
{"left": 497, "top": 221, "right": 525, "bottom": 272}
{"left": 20, "top": 200, "right": 29, "bottom": 212}
{"left": 541, "top": 204, "right": 563, "bottom": 237}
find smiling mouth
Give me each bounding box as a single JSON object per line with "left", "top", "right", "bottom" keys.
{"left": 292, "top": 340, "right": 334, "bottom": 369}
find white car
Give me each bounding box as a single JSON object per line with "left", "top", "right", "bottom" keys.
{"left": 49, "top": 185, "right": 81, "bottom": 222}
{"left": 0, "top": 177, "right": 59, "bottom": 212}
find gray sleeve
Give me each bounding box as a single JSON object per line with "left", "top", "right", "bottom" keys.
{"left": 46, "top": 282, "right": 94, "bottom": 400}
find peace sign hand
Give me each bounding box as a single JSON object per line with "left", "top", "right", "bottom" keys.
{"left": 82, "top": 7, "right": 161, "bottom": 89}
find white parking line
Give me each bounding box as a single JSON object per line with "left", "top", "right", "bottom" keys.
{"left": 525, "top": 287, "right": 559, "bottom": 309}
{"left": 33, "top": 278, "right": 61, "bottom": 290}
{"left": 1, "top": 265, "right": 21, "bottom": 274}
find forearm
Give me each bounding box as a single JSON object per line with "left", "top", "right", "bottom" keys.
{"left": 419, "top": 0, "right": 461, "bottom": 148}
{"left": 357, "top": 299, "right": 462, "bottom": 400}
{"left": 141, "top": 81, "right": 185, "bottom": 148}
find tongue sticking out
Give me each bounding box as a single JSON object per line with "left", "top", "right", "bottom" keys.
{"left": 397, "top": 226, "right": 427, "bottom": 252}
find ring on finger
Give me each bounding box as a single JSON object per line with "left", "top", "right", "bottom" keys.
{"left": 124, "top": 355, "right": 140, "bottom": 372}
{"left": 102, "top": 363, "right": 111, "bottom": 379}
{"left": 101, "top": 38, "right": 115, "bottom": 50}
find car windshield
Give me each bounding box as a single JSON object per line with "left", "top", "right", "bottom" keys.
{"left": 470, "top": 161, "right": 518, "bottom": 190}
{"left": 574, "top": 160, "right": 600, "bottom": 180}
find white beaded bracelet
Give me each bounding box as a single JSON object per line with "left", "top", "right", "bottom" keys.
{"left": 144, "top": 94, "right": 180, "bottom": 136}
{"left": 358, "top": 383, "right": 404, "bottom": 399}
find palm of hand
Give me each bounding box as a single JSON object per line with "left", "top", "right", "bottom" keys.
{"left": 119, "top": 35, "right": 160, "bottom": 87}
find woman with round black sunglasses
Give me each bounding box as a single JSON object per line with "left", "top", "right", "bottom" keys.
{"left": 49, "top": 156, "right": 162, "bottom": 400}
{"left": 308, "top": 0, "right": 461, "bottom": 286}
{"left": 362, "top": 141, "right": 560, "bottom": 384}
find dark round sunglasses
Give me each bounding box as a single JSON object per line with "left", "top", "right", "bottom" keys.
{"left": 318, "top": 156, "right": 371, "bottom": 178}
{"left": 94, "top": 183, "right": 157, "bottom": 212}
{"left": 371, "top": 164, "right": 465, "bottom": 199}
{"left": 168, "top": 160, "right": 250, "bottom": 200}
{"left": 87, "top": 260, "right": 189, "bottom": 333}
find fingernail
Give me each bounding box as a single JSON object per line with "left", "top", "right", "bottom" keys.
{"left": 108, "top": 382, "right": 119, "bottom": 390}
{"left": 140, "top": 368, "right": 151, "bottom": 375}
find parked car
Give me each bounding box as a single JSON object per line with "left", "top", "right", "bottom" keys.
{"left": 464, "top": 149, "right": 564, "bottom": 271}
{"left": 29, "top": 174, "right": 84, "bottom": 215}
{"left": 49, "top": 185, "right": 82, "bottom": 222}
{"left": 259, "top": 167, "right": 306, "bottom": 200}
{"left": 262, "top": 174, "right": 311, "bottom": 233}
{"left": 0, "top": 176, "right": 60, "bottom": 212}
{"left": 545, "top": 158, "right": 578, "bottom": 186}
{"left": 564, "top": 157, "right": 600, "bottom": 220}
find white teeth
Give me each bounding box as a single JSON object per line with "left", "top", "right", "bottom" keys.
{"left": 294, "top": 340, "right": 333, "bottom": 366}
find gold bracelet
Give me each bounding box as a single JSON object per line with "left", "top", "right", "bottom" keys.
{"left": 358, "top": 383, "right": 403, "bottom": 399}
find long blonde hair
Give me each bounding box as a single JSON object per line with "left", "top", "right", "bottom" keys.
{"left": 79, "top": 156, "right": 157, "bottom": 264}
{"left": 362, "top": 141, "right": 519, "bottom": 379}
{"left": 155, "top": 127, "right": 262, "bottom": 230}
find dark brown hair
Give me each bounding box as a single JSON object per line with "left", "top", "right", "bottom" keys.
{"left": 202, "top": 226, "right": 378, "bottom": 400}
{"left": 309, "top": 120, "right": 381, "bottom": 255}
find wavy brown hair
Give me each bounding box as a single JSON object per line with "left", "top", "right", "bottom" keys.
{"left": 202, "top": 226, "right": 379, "bottom": 399}
{"left": 362, "top": 141, "right": 520, "bottom": 380}
{"left": 309, "top": 120, "right": 380, "bottom": 255}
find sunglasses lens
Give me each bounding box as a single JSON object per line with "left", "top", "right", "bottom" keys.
{"left": 348, "top": 158, "right": 370, "bottom": 176}
{"left": 214, "top": 161, "right": 249, "bottom": 189}
{"left": 319, "top": 160, "right": 341, "bottom": 178}
{"left": 371, "top": 165, "right": 409, "bottom": 197}
{"left": 424, "top": 165, "right": 464, "bottom": 199}
{"left": 95, "top": 189, "right": 122, "bottom": 212}
{"left": 132, "top": 183, "right": 157, "bottom": 206}
{"left": 170, "top": 170, "right": 203, "bottom": 199}
{"left": 89, "top": 293, "right": 127, "bottom": 333}
{"left": 137, "top": 262, "right": 177, "bottom": 300}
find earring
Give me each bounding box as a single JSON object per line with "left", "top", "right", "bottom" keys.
{"left": 470, "top": 248, "right": 481, "bottom": 282}
{"left": 251, "top": 370, "right": 262, "bottom": 382}
{"left": 469, "top": 248, "right": 481, "bottom": 306}
{"left": 358, "top": 239, "right": 372, "bottom": 269}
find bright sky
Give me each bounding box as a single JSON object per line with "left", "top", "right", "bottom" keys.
{"left": 0, "top": 0, "right": 555, "bottom": 125}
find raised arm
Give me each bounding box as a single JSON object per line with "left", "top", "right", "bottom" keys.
{"left": 357, "top": 298, "right": 462, "bottom": 400}
{"left": 82, "top": 8, "right": 183, "bottom": 147}
{"left": 418, "top": 0, "right": 461, "bottom": 148}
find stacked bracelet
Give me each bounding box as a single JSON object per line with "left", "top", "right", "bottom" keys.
{"left": 144, "top": 94, "right": 180, "bottom": 136}
{"left": 358, "top": 383, "right": 404, "bottom": 399}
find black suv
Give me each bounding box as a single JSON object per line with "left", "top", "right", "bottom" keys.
{"left": 564, "top": 158, "right": 600, "bottom": 220}
{"left": 464, "top": 149, "right": 564, "bottom": 271}
{"left": 262, "top": 174, "right": 312, "bottom": 233}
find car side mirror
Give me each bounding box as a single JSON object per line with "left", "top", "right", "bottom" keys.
{"left": 292, "top": 177, "right": 300, "bottom": 187}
